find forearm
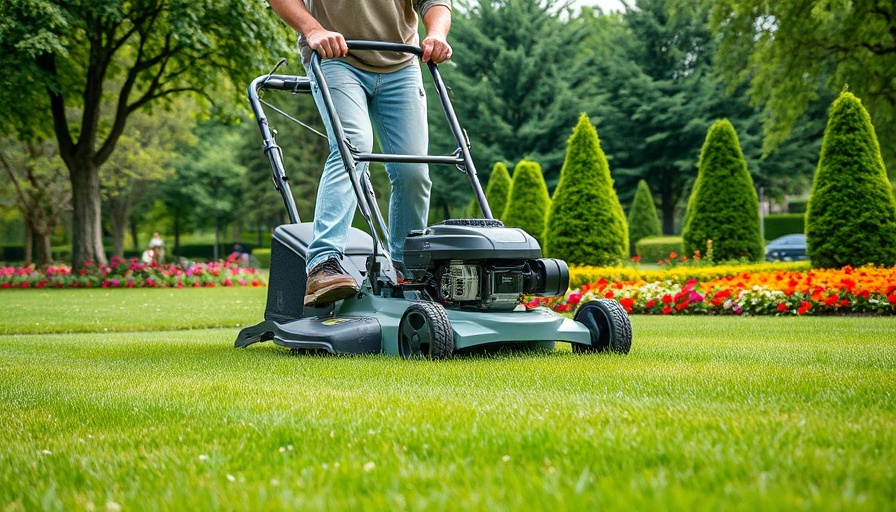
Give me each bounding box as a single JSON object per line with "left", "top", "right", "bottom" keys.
{"left": 422, "top": 5, "right": 451, "bottom": 39}
{"left": 267, "top": 0, "right": 347, "bottom": 58}
{"left": 267, "top": 0, "right": 323, "bottom": 35}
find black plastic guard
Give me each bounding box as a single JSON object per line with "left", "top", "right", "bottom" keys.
{"left": 235, "top": 320, "right": 276, "bottom": 348}
{"left": 271, "top": 316, "right": 382, "bottom": 354}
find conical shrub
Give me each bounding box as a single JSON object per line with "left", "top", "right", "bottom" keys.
{"left": 806, "top": 92, "right": 896, "bottom": 268}
{"left": 543, "top": 114, "right": 628, "bottom": 265}
{"left": 682, "top": 119, "right": 763, "bottom": 261}
{"left": 484, "top": 162, "right": 512, "bottom": 220}
{"left": 502, "top": 159, "right": 551, "bottom": 245}
{"left": 627, "top": 179, "right": 662, "bottom": 255}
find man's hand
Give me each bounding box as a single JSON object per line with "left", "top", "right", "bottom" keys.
{"left": 421, "top": 35, "right": 452, "bottom": 64}
{"left": 306, "top": 27, "right": 348, "bottom": 59}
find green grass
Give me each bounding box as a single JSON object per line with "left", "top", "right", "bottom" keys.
{"left": 1, "top": 289, "right": 895, "bottom": 510}
{"left": 0, "top": 288, "right": 266, "bottom": 335}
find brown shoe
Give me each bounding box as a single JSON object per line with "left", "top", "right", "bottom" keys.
{"left": 304, "top": 257, "right": 360, "bottom": 307}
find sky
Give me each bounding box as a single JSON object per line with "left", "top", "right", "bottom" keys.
{"left": 572, "top": 0, "right": 626, "bottom": 13}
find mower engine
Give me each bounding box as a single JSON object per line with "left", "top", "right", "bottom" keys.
{"left": 402, "top": 220, "right": 569, "bottom": 311}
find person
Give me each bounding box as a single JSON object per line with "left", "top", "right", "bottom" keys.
{"left": 266, "top": 0, "right": 453, "bottom": 307}
{"left": 141, "top": 246, "right": 156, "bottom": 265}
{"left": 148, "top": 232, "right": 165, "bottom": 263}
{"left": 229, "top": 244, "right": 251, "bottom": 267}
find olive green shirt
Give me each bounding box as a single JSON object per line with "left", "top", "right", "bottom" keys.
{"left": 298, "top": 0, "right": 451, "bottom": 73}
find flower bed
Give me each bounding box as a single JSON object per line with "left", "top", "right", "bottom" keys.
{"left": 539, "top": 265, "right": 896, "bottom": 316}
{"left": 0, "top": 257, "right": 266, "bottom": 289}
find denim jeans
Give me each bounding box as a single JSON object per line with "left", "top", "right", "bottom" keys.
{"left": 306, "top": 59, "right": 431, "bottom": 272}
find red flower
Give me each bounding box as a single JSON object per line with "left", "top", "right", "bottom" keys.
{"left": 661, "top": 294, "right": 673, "bottom": 304}
{"left": 662, "top": 306, "right": 673, "bottom": 315}
{"left": 675, "top": 302, "right": 688, "bottom": 311}
{"left": 797, "top": 301, "right": 811, "bottom": 315}
{"left": 777, "top": 303, "right": 788, "bottom": 312}
{"left": 619, "top": 297, "right": 634, "bottom": 312}
{"left": 567, "top": 292, "right": 583, "bottom": 306}
{"left": 631, "top": 256, "right": 641, "bottom": 262}
{"left": 645, "top": 299, "right": 657, "bottom": 308}
{"left": 604, "top": 290, "right": 615, "bottom": 299}
{"left": 669, "top": 251, "right": 678, "bottom": 259}
{"left": 840, "top": 299, "right": 849, "bottom": 307}
{"left": 888, "top": 293, "right": 896, "bottom": 305}
{"left": 823, "top": 294, "right": 839, "bottom": 306}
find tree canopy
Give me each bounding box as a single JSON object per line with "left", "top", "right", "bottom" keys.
{"left": 0, "top": 0, "right": 290, "bottom": 267}
{"left": 710, "top": 0, "right": 896, "bottom": 177}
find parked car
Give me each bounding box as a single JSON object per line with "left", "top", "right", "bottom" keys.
{"left": 765, "top": 234, "right": 808, "bottom": 262}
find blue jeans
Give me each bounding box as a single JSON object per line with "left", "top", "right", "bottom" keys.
{"left": 306, "top": 59, "right": 431, "bottom": 271}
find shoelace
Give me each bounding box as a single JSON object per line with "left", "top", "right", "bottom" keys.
{"left": 317, "top": 257, "right": 345, "bottom": 275}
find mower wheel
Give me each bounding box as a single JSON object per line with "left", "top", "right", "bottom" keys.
{"left": 399, "top": 302, "right": 454, "bottom": 360}
{"left": 572, "top": 299, "right": 632, "bottom": 354}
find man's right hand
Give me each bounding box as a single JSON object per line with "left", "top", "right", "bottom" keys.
{"left": 306, "top": 28, "right": 348, "bottom": 59}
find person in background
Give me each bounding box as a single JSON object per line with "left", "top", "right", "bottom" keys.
{"left": 148, "top": 232, "right": 165, "bottom": 263}
{"left": 266, "top": 0, "right": 453, "bottom": 307}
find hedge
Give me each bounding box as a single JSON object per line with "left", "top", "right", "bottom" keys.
{"left": 635, "top": 236, "right": 684, "bottom": 263}
{"left": 764, "top": 214, "right": 805, "bottom": 240}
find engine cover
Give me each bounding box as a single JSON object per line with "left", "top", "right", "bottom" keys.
{"left": 403, "top": 220, "right": 569, "bottom": 311}
{"left": 403, "top": 219, "right": 542, "bottom": 271}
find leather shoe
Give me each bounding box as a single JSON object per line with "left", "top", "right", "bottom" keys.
{"left": 304, "top": 257, "right": 359, "bottom": 307}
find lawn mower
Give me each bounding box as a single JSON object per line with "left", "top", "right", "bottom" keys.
{"left": 235, "top": 41, "right": 632, "bottom": 358}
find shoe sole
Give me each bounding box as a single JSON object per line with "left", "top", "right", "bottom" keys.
{"left": 304, "top": 283, "right": 360, "bottom": 307}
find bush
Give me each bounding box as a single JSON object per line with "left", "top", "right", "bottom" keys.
{"left": 627, "top": 179, "right": 662, "bottom": 255}
{"left": 502, "top": 159, "right": 551, "bottom": 245}
{"left": 483, "top": 162, "right": 512, "bottom": 221}
{"left": 543, "top": 114, "right": 628, "bottom": 265}
{"left": 764, "top": 214, "right": 806, "bottom": 241}
{"left": 787, "top": 199, "right": 808, "bottom": 213}
{"left": 635, "top": 236, "right": 684, "bottom": 263}
{"left": 806, "top": 92, "right": 896, "bottom": 268}
{"left": 253, "top": 248, "right": 271, "bottom": 269}
{"left": 172, "top": 243, "right": 257, "bottom": 261}
{"left": 682, "top": 119, "right": 764, "bottom": 261}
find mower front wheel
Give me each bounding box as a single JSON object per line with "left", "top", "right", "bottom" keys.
{"left": 399, "top": 302, "right": 454, "bottom": 360}
{"left": 572, "top": 299, "right": 632, "bottom": 354}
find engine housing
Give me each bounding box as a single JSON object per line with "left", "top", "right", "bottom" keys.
{"left": 402, "top": 220, "right": 569, "bottom": 310}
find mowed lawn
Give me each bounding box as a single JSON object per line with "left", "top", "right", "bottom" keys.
{"left": 1, "top": 288, "right": 894, "bottom": 511}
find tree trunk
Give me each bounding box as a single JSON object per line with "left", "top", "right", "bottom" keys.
{"left": 173, "top": 212, "right": 181, "bottom": 257}
{"left": 33, "top": 230, "right": 53, "bottom": 268}
{"left": 129, "top": 218, "right": 139, "bottom": 251}
{"left": 23, "top": 219, "right": 34, "bottom": 266}
{"left": 214, "top": 215, "right": 220, "bottom": 261}
{"left": 108, "top": 194, "right": 130, "bottom": 259}
{"left": 69, "top": 161, "right": 108, "bottom": 269}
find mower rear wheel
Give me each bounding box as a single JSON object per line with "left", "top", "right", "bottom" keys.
{"left": 399, "top": 302, "right": 454, "bottom": 360}
{"left": 572, "top": 299, "right": 632, "bottom": 354}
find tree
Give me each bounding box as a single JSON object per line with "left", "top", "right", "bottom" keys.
{"left": 627, "top": 179, "right": 662, "bottom": 254}
{"left": 586, "top": 0, "right": 728, "bottom": 234}
{"left": 432, "top": 0, "right": 596, "bottom": 200}
{"left": 101, "top": 100, "right": 197, "bottom": 257}
{"left": 543, "top": 114, "right": 628, "bottom": 265}
{"left": 806, "top": 92, "right": 896, "bottom": 268}
{"left": 710, "top": 0, "right": 896, "bottom": 178}
{"left": 502, "top": 159, "right": 551, "bottom": 245}
{"left": 0, "top": 0, "right": 290, "bottom": 268}
{"left": 165, "top": 121, "right": 247, "bottom": 259}
{"left": 482, "top": 162, "right": 512, "bottom": 221}
{"left": 0, "top": 136, "right": 71, "bottom": 267}
{"left": 682, "top": 119, "right": 763, "bottom": 261}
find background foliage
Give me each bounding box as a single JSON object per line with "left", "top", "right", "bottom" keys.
{"left": 806, "top": 92, "right": 896, "bottom": 268}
